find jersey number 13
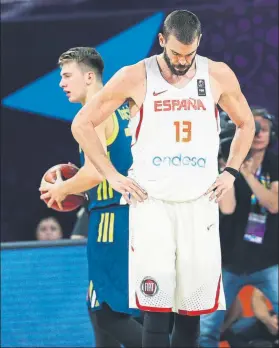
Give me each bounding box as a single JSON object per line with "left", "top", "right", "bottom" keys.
{"left": 173, "top": 121, "right": 192, "bottom": 143}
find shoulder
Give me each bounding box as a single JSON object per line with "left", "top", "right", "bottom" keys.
{"left": 208, "top": 59, "right": 237, "bottom": 81}
{"left": 208, "top": 59, "right": 241, "bottom": 98}
{"left": 117, "top": 61, "right": 146, "bottom": 83}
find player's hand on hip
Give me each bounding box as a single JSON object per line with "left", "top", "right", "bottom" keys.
{"left": 39, "top": 169, "right": 66, "bottom": 210}
{"left": 107, "top": 172, "right": 147, "bottom": 204}
{"left": 205, "top": 171, "right": 236, "bottom": 203}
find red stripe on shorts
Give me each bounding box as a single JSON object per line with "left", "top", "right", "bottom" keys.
{"left": 135, "top": 294, "right": 172, "bottom": 312}
{"left": 178, "top": 274, "right": 222, "bottom": 316}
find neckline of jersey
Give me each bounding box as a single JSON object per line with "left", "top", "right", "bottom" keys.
{"left": 154, "top": 54, "right": 199, "bottom": 91}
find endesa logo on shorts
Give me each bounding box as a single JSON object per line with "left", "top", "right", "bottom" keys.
{"left": 153, "top": 154, "right": 206, "bottom": 168}
{"left": 154, "top": 98, "right": 206, "bottom": 112}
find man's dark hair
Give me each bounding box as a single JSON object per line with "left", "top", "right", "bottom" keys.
{"left": 58, "top": 47, "right": 104, "bottom": 80}
{"left": 162, "top": 10, "right": 201, "bottom": 44}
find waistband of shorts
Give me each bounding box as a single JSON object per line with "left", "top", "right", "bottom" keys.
{"left": 89, "top": 203, "right": 128, "bottom": 213}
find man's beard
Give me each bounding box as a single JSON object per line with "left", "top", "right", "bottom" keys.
{"left": 163, "top": 49, "right": 196, "bottom": 76}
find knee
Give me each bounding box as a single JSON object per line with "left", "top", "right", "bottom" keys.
{"left": 175, "top": 314, "right": 200, "bottom": 331}
{"left": 144, "top": 312, "right": 170, "bottom": 333}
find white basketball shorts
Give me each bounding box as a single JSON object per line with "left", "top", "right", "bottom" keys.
{"left": 128, "top": 195, "right": 226, "bottom": 315}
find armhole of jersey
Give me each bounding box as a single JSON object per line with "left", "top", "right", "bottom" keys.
{"left": 197, "top": 56, "right": 220, "bottom": 133}
{"left": 214, "top": 104, "right": 221, "bottom": 134}
{"left": 206, "top": 58, "right": 220, "bottom": 105}
{"left": 130, "top": 60, "right": 147, "bottom": 120}
{"left": 106, "top": 113, "right": 119, "bottom": 146}
{"left": 141, "top": 59, "right": 148, "bottom": 107}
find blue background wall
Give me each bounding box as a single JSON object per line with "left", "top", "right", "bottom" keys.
{"left": 1, "top": 243, "right": 94, "bottom": 347}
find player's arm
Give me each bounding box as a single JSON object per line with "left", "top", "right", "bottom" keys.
{"left": 218, "top": 186, "right": 236, "bottom": 214}
{"left": 71, "top": 63, "right": 147, "bottom": 203}
{"left": 217, "top": 63, "right": 255, "bottom": 170}
{"left": 218, "top": 157, "right": 237, "bottom": 214}
{"left": 58, "top": 119, "right": 108, "bottom": 195}
{"left": 206, "top": 63, "right": 255, "bottom": 202}
{"left": 59, "top": 153, "right": 103, "bottom": 195}
{"left": 40, "top": 123, "right": 106, "bottom": 209}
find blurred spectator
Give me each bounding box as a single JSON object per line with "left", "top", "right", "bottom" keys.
{"left": 221, "top": 288, "right": 278, "bottom": 347}
{"left": 200, "top": 107, "right": 278, "bottom": 347}
{"left": 35, "top": 217, "right": 63, "bottom": 241}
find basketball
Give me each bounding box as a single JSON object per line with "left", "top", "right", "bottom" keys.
{"left": 41, "top": 163, "right": 86, "bottom": 212}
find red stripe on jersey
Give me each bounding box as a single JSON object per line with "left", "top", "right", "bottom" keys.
{"left": 131, "top": 105, "right": 144, "bottom": 147}
{"left": 214, "top": 105, "right": 219, "bottom": 132}
{"left": 178, "top": 274, "right": 222, "bottom": 316}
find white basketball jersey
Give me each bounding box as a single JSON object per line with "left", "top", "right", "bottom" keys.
{"left": 129, "top": 54, "right": 220, "bottom": 202}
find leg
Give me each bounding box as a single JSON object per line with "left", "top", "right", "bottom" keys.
{"left": 130, "top": 199, "right": 176, "bottom": 311}
{"left": 87, "top": 206, "right": 136, "bottom": 314}
{"left": 199, "top": 268, "right": 245, "bottom": 347}
{"left": 221, "top": 317, "right": 259, "bottom": 347}
{"left": 174, "top": 197, "right": 238, "bottom": 347}
{"left": 250, "top": 265, "right": 278, "bottom": 315}
{"left": 171, "top": 314, "right": 200, "bottom": 347}
{"left": 94, "top": 303, "right": 142, "bottom": 347}
{"left": 175, "top": 197, "right": 224, "bottom": 316}
{"left": 230, "top": 316, "right": 258, "bottom": 335}
{"left": 223, "top": 316, "right": 276, "bottom": 346}
{"left": 87, "top": 206, "right": 142, "bottom": 346}
{"left": 231, "top": 316, "right": 273, "bottom": 341}
{"left": 88, "top": 308, "right": 121, "bottom": 347}
{"left": 129, "top": 199, "right": 176, "bottom": 347}
{"left": 143, "top": 312, "right": 171, "bottom": 347}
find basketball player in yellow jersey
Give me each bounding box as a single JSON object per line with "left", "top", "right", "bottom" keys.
{"left": 40, "top": 47, "right": 142, "bottom": 347}
{"left": 70, "top": 11, "right": 256, "bottom": 347}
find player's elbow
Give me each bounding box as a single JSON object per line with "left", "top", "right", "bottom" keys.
{"left": 83, "top": 168, "right": 103, "bottom": 188}
{"left": 88, "top": 176, "right": 103, "bottom": 188}
{"left": 71, "top": 116, "right": 90, "bottom": 141}
{"left": 242, "top": 117, "right": 256, "bottom": 137}
{"left": 238, "top": 112, "right": 254, "bottom": 127}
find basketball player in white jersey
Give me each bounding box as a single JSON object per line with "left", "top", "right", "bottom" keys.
{"left": 70, "top": 10, "right": 255, "bottom": 347}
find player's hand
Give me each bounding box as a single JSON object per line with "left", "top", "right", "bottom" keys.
{"left": 107, "top": 172, "right": 148, "bottom": 204}
{"left": 39, "top": 169, "right": 66, "bottom": 210}
{"left": 265, "top": 315, "right": 278, "bottom": 336}
{"left": 205, "top": 170, "right": 236, "bottom": 203}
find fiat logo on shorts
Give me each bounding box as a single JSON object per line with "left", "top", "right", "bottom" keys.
{"left": 140, "top": 277, "right": 158, "bottom": 296}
